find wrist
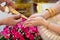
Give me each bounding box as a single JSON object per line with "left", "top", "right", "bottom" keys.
{"left": 0, "top": 19, "right": 6, "bottom": 25}
{"left": 40, "top": 19, "right": 50, "bottom": 29}
{"left": 38, "top": 18, "right": 47, "bottom": 26}
{"left": 41, "top": 12, "right": 49, "bottom": 19}
{"left": 0, "top": 20, "right": 3, "bottom": 25}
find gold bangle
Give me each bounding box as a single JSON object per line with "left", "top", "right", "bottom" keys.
{"left": 46, "top": 8, "right": 53, "bottom": 17}
{"left": 46, "top": 8, "right": 55, "bottom": 17}
{"left": 50, "top": 8, "right": 56, "bottom": 16}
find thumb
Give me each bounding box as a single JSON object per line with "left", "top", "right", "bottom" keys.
{"left": 15, "top": 18, "right": 22, "bottom": 23}
{"left": 13, "top": 14, "right": 21, "bottom": 19}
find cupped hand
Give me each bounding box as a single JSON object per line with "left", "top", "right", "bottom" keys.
{"left": 0, "top": 14, "right": 22, "bottom": 26}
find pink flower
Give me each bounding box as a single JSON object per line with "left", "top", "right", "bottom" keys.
{"left": 13, "top": 32, "right": 21, "bottom": 38}
{"left": 22, "top": 18, "right": 26, "bottom": 22}
{"left": 13, "top": 25, "right": 18, "bottom": 29}
{"left": 12, "top": 37, "right": 16, "bottom": 40}
{"left": 4, "top": 34, "right": 10, "bottom": 39}
{"left": 29, "top": 27, "right": 38, "bottom": 33}
{"left": 3, "top": 27, "right": 10, "bottom": 34}
{"left": 23, "top": 27, "right": 29, "bottom": 33}
{"left": 11, "top": 29, "right": 17, "bottom": 35}
{"left": 1, "top": 18, "right": 40, "bottom": 40}
{"left": 35, "top": 32, "right": 40, "bottom": 36}
{"left": 26, "top": 32, "right": 30, "bottom": 38}
{"left": 17, "top": 23, "right": 24, "bottom": 30}
{"left": 26, "top": 32, "right": 34, "bottom": 40}
{"left": 30, "top": 34, "right": 34, "bottom": 40}
{"left": 20, "top": 36, "right": 24, "bottom": 40}
{"left": 1, "top": 27, "right": 10, "bottom": 39}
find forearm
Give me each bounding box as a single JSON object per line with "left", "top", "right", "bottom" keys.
{"left": 52, "top": 1, "right": 60, "bottom": 14}
{"left": 41, "top": 1, "right": 60, "bottom": 19}
{"left": 48, "top": 23, "right": 60, "bottom": 34}
{"left": 43, "top": 21, "right": 60, "bottom": 34}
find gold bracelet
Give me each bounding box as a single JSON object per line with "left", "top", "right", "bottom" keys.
{"left": 46, "top": 8, "right": 56, "bottom": 17}
{"left": 50, "top": 8, "right": 56, "bottom": 16}
{"left": 46, "top": 8, "right": 53, "bottom": 17}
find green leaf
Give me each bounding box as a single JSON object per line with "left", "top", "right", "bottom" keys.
{"left": 0, "top": 36, "right": 6, "bottom": 40}
{"left": 9, "top": 37, "right": 12, "bottom": 40}
{"left": 35, "top": 36, "right": 41, "bottom": 40}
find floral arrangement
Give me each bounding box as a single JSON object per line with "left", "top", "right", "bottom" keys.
{"left": 0, "top": 18, "right": 42, "bottom": 40}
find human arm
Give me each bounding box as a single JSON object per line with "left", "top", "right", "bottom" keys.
{"left": 24, "top": 17, "right": 60, "bottom": 34}
{"left": 29, "top": 1, "right": 60, "bottom": 19}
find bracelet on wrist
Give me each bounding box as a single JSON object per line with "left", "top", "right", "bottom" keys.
{"left": 46, "top": 8, "right": 56, "bottom": 17}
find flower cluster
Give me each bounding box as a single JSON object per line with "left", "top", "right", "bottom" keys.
{"left": 1, "top": 18, "right": 42, "bottom": 40}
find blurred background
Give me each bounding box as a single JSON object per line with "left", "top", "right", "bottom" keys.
{"left": 12, "top": 0, "right": 59, "bottom": 17}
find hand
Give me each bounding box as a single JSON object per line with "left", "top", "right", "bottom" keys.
{"left": 6, "top": 0, "right": 15, "bottom": 9}
{"left": 0, "top": 0, "right": 15, "bottom": 11}
{"left": 23, "top": 17, "right": 47, "bottom": 27}
{"left": 0, "top": 5, "right": 5, "bottom": 11}
{"left": 0, "top": 14, "right": 21, "bottom": 26}
{"left": 29, "top": 13, "right": 41, "bottom": 18}
{"left": 1, "top": 0, "right": 15, "bottom": 8}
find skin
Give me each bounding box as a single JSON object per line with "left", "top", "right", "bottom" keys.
{"left": 0, "top": 0, "right": 22, "bottom": 26}
{"left": 23, "top": 1, "right": 60, "bottom": 34}
{"left": 0, "top": 14, "right": 21, "bottom": 26}
{"left": 0, "top": 0, "right": 15, "bottom": 11}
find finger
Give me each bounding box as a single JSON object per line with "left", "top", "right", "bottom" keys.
{"left": 29, "top": 15, "right": 36, "bottom": 19}
{"left": 0, "top": 6, "right": 5, "bottom": 12}
{"left": 28, "top": 17, "right": 41, "bottom": 21}
{"left": 9, "top": 2, "right": 15, "bottom": 9}
{"left": 13, "top": 14, "right": 21, "bottom": 19}
{"left": 26, "top": 17, "right": 36, "bottom": 21}
{"left": 29, "top": 14, "right": 41, "bottom": 18}
{"left": 15, "top": 18, "right": 22, "bottom": 23}
{"left": 23, "top": 22, "right": 32, "bottom": 28}
{"left": 23, "top": 21, "right": 31, "bottom": 27}
{"left": 23, "top": 17, "right": 37, "bottom": 27}
{"left": 24, "top": 21, "right": 36, "bottom": 27}
{"left": 8, "top": 21, "right": 17, "bottom": 26}
{"left": 29, "top": 16, "right": 35, "bottom": 18}
{"left": 27, "top": 18, "right": 36, "bottom": 21}
{"left": 27, "top": 18, "right": 32, "bottom": 21}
